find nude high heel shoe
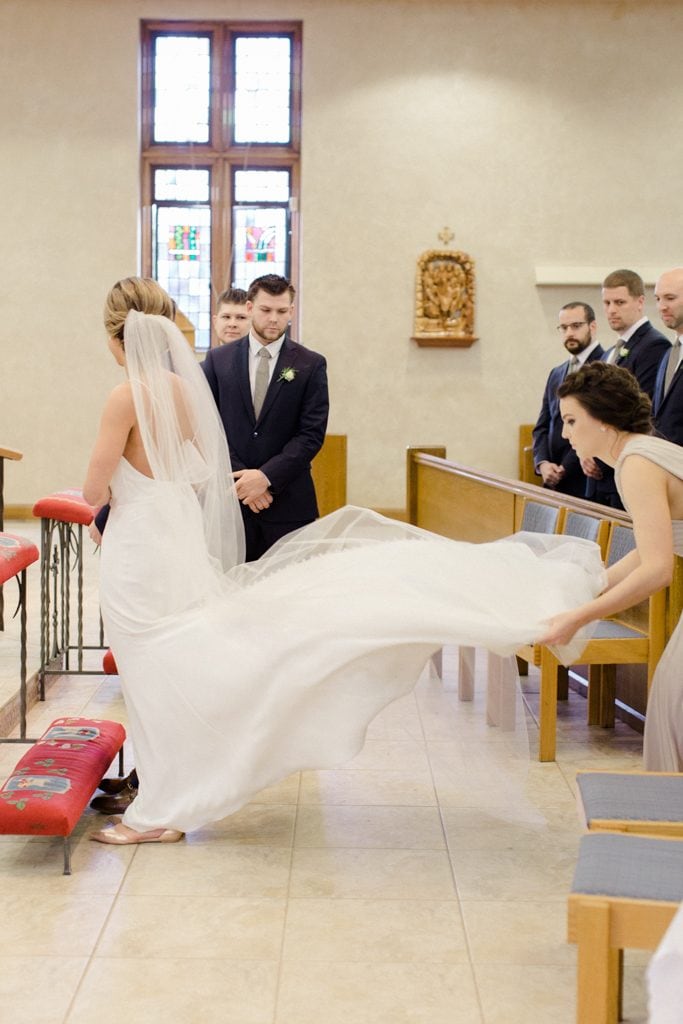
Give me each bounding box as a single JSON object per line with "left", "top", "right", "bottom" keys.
{"left": 90, "top": 822, "right": 184, "bottom": 845}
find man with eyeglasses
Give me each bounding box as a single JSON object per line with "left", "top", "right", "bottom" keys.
{"left": 583, "top": 269, "right": 669, "bottom": 507}
{"left": 532, "top": 302, "right": 604, "bottom": 497}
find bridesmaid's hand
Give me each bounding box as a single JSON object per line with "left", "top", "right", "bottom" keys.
{"left": 538, "top": 611, "right": 583, "bottom": 647}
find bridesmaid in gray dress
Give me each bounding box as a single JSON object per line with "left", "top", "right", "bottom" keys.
{"left": 540, "top": 361, "right": 683, "bottom": 771}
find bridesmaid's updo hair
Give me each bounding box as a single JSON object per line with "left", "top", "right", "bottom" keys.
{"left": 557, "top": 362, "right": 653, "bottom": 435}
{"left": 104, "top": 277, "right": 176, "bottom": 341}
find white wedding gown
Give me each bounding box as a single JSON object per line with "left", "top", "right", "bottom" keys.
{"left": 96, "top": 311, "right": 606, "bottom": 834}
{"left": 99, "top": 460, "right": 605, "bottom": 833}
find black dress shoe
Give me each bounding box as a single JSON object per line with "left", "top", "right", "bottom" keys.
{"left": 97, "top": 769, "right": 139, "bottom": 795}
{"left": 90, "top": 779, "right": 138, "bottom": 815}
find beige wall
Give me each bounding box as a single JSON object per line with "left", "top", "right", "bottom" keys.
{"left": 1, "top": 0, "right": 679, "bottom": 509}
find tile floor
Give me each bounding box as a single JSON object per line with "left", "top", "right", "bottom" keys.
{"left": 0, "top": 526, "right": 651, "bottom": 1023}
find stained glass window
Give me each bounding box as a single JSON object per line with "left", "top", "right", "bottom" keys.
{"left": 142, "top": 22, "right": 301, "bottom": 348}
{"left": 232, "top": 208, "right": 289, "bottom": 290}
{"left": 232, "top": 169, "right": 290, "bottom": 289}
{"left": 153, "top": 35, "right": 211, "bottom": 143}
{"left": 233, "top": 36, "right": 292, "bottom": 144}
{"left": 154, "top": 201, "right": 212, "bottom": 350}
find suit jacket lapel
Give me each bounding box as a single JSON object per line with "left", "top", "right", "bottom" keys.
{"left": 617, "top": 323, "right": 647, "bottom": 365}
{"left": 236, "top": 338, "right": 254, "bottom": 422}
{"left": 658, "top": 361, "right": 683, "bottom": 412}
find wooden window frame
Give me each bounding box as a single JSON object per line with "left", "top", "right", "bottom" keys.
{"left": 140, "top": 19, "right": 302, "bottom": 345}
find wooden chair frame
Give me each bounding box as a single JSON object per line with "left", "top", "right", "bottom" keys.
{"left": 537, "top": 521, "right": 665, "bottom": 761}
{"left": 539, "top": 593, "right": 664, "bottom": 762}
{"left": 567, "top": 891, "right": 678, "bottom": 1024}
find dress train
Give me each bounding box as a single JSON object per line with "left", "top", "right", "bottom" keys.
{"left": 100, "top": 458, "right": 606, "bottom": 833}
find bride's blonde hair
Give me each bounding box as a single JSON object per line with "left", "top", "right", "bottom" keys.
{"left": 104, "top": 277, "right": 176, "bottom": 340}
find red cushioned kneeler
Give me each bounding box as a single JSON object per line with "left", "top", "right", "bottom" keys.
{"left": 32, "top": 490, "right": 96, "bottom": 526}
{"left": 0, "top": 534, "right": 39, "bottom": 584}
{"left": 0, "top": 717, "right": 125, "bottom": 837}
{"left": 103, "top": 649, "right": 118, "bottom": 675}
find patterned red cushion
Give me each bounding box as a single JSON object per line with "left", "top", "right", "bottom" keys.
{"left": 0, "top": 534, "right": 39, "bottom": 585}
{"left": 102, "top": 649, "right": 118, "bottom": 675}
{"left": 0, "top": 717, "right": 126, "bottom": 836}
{"left": 32, "top": 490, "right": 96, "bottom": 526}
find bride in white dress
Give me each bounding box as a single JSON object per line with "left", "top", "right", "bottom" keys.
{"left": 83, "top": 291, "right": 609, "bottom": 845}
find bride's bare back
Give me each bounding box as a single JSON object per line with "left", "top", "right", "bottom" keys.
{"left": 122, "top": 372, "right": 195, "bottom": 480}
{"left": 84, "top": 371, "right": 195, "bottom": 505}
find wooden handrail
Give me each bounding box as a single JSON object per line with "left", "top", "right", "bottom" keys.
{"left": 409, "top": 449, "right": 633, "bottom": 524}
{"left": 0, "top": 446, "right": 22, "bottom": 461}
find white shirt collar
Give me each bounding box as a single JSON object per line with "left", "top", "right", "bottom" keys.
{"left": 248, "top": 332, "right": 286, "bottom": 359}
{"left": 618, "top": 317, "right": 648, "bottom": 344}
{"left": 575, "top": 339, "right": 601, "bottom": 365}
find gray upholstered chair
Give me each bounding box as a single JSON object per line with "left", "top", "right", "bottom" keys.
{"left": 576, "top": 770, "right": 683, "bottom": 838}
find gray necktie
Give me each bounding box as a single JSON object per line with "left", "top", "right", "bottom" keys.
{"left": 253, "top": 348, "right": 271, "bottom": 418}
{"left": 664, "top": 339, "right": 682, "bottom": 394}
{"left": 607, "top": 344, "right": 622, "bottom": 365}
{"left": 567, "top": 355, "right": 580, "bottom": 375}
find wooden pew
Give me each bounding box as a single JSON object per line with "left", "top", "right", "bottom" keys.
{"left": 312, "top": 434, "right": 347, "bottom": 517}
{"left": 518, "top": 423, "right": 536, "bottom": 484}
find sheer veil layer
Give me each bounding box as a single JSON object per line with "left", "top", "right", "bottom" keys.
{"left": 124, "top": 310, "right": 245, "bottom": 574}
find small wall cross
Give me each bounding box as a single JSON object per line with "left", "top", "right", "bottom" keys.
{"left": 437, "top": 226, "right": 454, "bottom": 246}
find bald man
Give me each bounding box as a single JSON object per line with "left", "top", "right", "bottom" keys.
{"left": 654, "top": 268, "right": 683, "bottom": 447}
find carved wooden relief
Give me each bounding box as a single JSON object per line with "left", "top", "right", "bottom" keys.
{"left": 412, "top": 242, "right": 477, "bottom": 348}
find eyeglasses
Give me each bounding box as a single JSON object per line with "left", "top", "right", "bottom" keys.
{"left": 556, "top": 322, "right": 589, "bottom": 332}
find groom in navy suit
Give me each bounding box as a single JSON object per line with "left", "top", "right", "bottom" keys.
{"left": 532, "top": 301, "right": 604, "bottom": 498}
{"left": 203, "top": 274, "right": 329, "bottom": 561}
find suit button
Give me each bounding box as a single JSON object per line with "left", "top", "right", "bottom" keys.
{"left": 253, "top": 431, "right": 258, "bottom": 437}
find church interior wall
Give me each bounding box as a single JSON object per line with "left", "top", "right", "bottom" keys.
{"left": 1, "top": 0, "right": 678, "bottom": 509}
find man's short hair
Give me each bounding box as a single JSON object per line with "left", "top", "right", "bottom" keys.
{"left": 560, "top": 301, "right": 596, "bottom": 324}
{"left": 216, "top": 287, "right": 247, "bottom": 308}
{"left": 247, "top": 274, "right": 295, "bottom": 303}
{"left": 602, "top": 269, "right": 645, "bottom": 297}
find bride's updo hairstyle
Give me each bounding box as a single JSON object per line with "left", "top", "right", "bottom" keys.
{"left": 557, "top": 362, "right": 653, "bottom": 435}
{"left": 104, "top": 277, "right": 176, "bottom": 341}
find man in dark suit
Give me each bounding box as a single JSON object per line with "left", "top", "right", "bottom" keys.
{"left": 533, "top": 301, "right": 604, "bottom": 498}
{"left": 653, "top": 267, "right": 683, "bottom": 446}
{"left": 203, "top": 274, "right": 329, "bottom": 561}
{"left": 583, "top": 269, "right": 670, "bottom": 507}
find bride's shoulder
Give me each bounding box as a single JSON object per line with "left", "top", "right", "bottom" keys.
{"left": 103, "top": 381, "right": 135, "bottom": 419}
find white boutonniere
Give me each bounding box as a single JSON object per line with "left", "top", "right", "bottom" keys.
{"left": 619, "top": 346, "right": 629, "bottom": 358}
{"left": 278, "top": 367, "right": 297, "bottom": 383}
